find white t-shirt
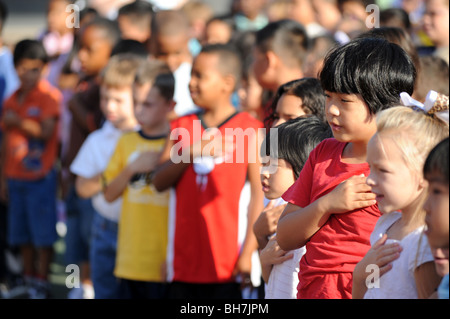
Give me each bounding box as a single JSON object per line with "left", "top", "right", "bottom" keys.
{"left": 364, "top": 212, "right": 434, "bottom": 299}
{"left": 70, "top": 121, "right": 135, "bottom": 222}
{"left": 264, "top": 197, "right": 306, "bottom": 299}
{"left": 173, "top": 62, "right": 200, "bottom": 117}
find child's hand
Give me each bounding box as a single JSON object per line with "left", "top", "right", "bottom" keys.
{"left": 191, "top": 129, "right": 235, "bottom": 159}
{"left": 259, "top": 235, "right": 294, "bottom": 267}
{"left": 354, "top": 234, "right": 402, "bottom": 284}
{"left": 323, "top": 174, "right": 377, "bottom": 214}
{"left": 253, "top": 200, "right": 287, "bottom": 246}
{"left": 128, "top": 151, "right": 160, "bottom": 174}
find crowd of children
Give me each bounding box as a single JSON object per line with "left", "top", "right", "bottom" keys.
{"left": 0, "top": 0, "right": 448, "bottom": 300}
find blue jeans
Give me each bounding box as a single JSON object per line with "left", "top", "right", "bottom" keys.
{"left": 64, "top": 186, "right": 95, "bottom": 265}
{"left": 7, "top": 169, "right": 58, "bottom": 247}
{"left": 90, "top": 211, "right": 120, "bottom": 299}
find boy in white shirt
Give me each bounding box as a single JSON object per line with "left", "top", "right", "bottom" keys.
{"left": 69, "top": 53, "right": 143, "bottom": 298}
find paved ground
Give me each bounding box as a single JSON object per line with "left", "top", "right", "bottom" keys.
{"left": 48, "top": 236, "right": 70, "bottom": 299}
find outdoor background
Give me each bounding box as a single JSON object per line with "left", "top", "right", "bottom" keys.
{"left": 1, "top": 0, "right": 233, "bottom": 47}
{"left": 1, "top": 0, "right": 233, "bottom": 299}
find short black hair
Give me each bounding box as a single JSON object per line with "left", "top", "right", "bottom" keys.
{"left": 13, "top": 39, "right": 49, "bottom": 66}
{"left": 357, "top": 27, "right": 420, "bottom": 75}
{"left": 111, "top": 39, "right": 148, "bottom": 58}
{"left": 118, "top": 0, "right": 154, "bottom": 29}
{"left": 118, "top": 0, "right": 154, "bottom": 16}
{"left": 319, "top": 37, "right": 416, "bottom": 115}
{"left": 264, "top": 77, "right": 327, "bottom": 128}
{"left": 423, "top": 137, "right": 449, "bottom": 185}
{"left": 199, "top": 43, "right": 243, "bottom": 91}
{"left": 262, "top": 115, "right": 332, "bottom": 179}
{"left": 255, "top": 19, "right": 311, "bottom": 69}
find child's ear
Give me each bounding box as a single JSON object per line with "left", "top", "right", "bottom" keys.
{"left": 266, "top": 50, "right": 280, "bottom": 71}
{"left": 168, "top": 99, "right": 176, "bottom": 112}
{"left": 40, "top": 63, "right": 50, "bottom": 79}
{"left": 419, "top": 178, "right": 428, "bottom": 190}
{"left": 222, "top": 74, "right": 236, "bottom": 94}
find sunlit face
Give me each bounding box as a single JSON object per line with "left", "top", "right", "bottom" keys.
{"left": 260, "top": 157, "right": 296, "bottom": 200}
{"left": 78, "top": 26, "right": 113, "bottom": 76}
{"left": 133, "top": 83, "right": 172, "bottom": 130}
{"left": 238, "top": 71, "right": 263, "bottom": 115}
{"left": 189, "top": 52, "right": 230, "bottom": 109}
{"left": 422, "top": 0, "right": 450, "bottom": 47}
{"left": 151, "top": 33, "right": 190, "bottom": 72}
{"left": 203, "top": 20, "right": 233, "bottom": 45}
{"left": 424, "top": 170, "right": 449, "bottom": 249}
{"left": 272, "top": 94, "right": 305, "bottom": 127}
{"left": 366, "top": 133, "right": 425, "bottom": 214}
{"left": 252, "top": 47, "right": 275, "bottom": 91}
{"left": 15, "top": 59, "right": 45, "bottom": 91}
{"left": 325, "top": 91, "right": 376, "bottom": 144}
{"left": 117, "top": 15, "right": 150, "bottom": 43}
{"left": 100, "top": 85, "right": 137, "bottom": 130}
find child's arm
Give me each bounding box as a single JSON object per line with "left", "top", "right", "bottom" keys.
{"left": 2, "top": 111, "right": 57, "bottom": 141}
{"left": 152, "top": 137, "right": 191, "bottom": 192}
{"left": 104, "top": 150, "right": 160, "bottom": 202}
{"left": 253, "top": 200, "right": 287, "bottom": 250}
{"left": 75, "top": 174, "right": 103, "bottom": 199}
{"left": 352, "top": 234, "right": 402, "bottom": 299}
{"left": 153, "top": 130, "right": 235, "bottom": 191}
{"left": 68, "top": 91, "right": 98, "bottom": 133}
{"left": 259, "top": 236, "right": 293, "bottom": 283}
{"left": 277, "top": 174, "right": 377, "bottom": 250}
{"left": 415, "top": 261, "right": 442, "bottom": 299}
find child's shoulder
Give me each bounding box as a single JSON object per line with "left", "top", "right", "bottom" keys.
{"left": 171, "top": 111, "right": 202, "bottom": 127}
{"left": 235, "top": 111, "right": 263, "bottom": 127}
{"left": 118, "top": 130, "right": 139, "bottom": 140}
{"left": 36, "top": 79, "right": 63, "bottom": 101}
{"left": 310, "top": 137, "right": 343, "bottom": 156}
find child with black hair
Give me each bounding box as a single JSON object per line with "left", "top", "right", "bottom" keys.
{"left": 253, "top": 19, "right": 310, "bottom": 95}
{"left": 276, "top": 37, "right": 417, "bottom": 299}
{"left": 62, "top": 17, "right": 120, "bottom": 299}
{"left": 254, "top": 77, "right": 327, "bottom": 252}
{"left": 264, "top": 77, "right": 327, "bottom": 129}
{"left": 152, "top": 43, "right": 264, "bottom": 299}
{"left": 252, "top": 19, "right": 311, "bottom": 128}
{"left": 259, "top": 116, "right": 332, "bottom": 299}
{"left": 0, "top": 39, "right": 62, "bottom": 299}
{"left": 148, "top": 9, "right": 198, "bottom": 120}
{"left": 423, "top": 137, "right": 450, "bottom": 299}
{"left": 117, "top": 0, "right": 154, "bottom": 44}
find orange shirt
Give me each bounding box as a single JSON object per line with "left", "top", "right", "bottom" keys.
{"left": 1, "top": 79, "right": 61, "bottom": 180}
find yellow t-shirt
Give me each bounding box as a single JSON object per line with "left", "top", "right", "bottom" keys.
{"left": 104, "top": 131, "right": 169, "bottom": 282}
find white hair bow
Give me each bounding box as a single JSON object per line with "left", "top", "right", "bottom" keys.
{"left": 400, "top": 90, "right": 449, "bottom": 124}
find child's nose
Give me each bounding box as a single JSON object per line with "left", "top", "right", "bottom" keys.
{"left": 326, "top": 103, "right": 340, "bottom": 117}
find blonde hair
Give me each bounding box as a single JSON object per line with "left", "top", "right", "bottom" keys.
{"left": 100, "top": 53, "right": 144, "bottom": 88}
{"left": 376, "top": 106, "right": 449, "bottom": 176}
